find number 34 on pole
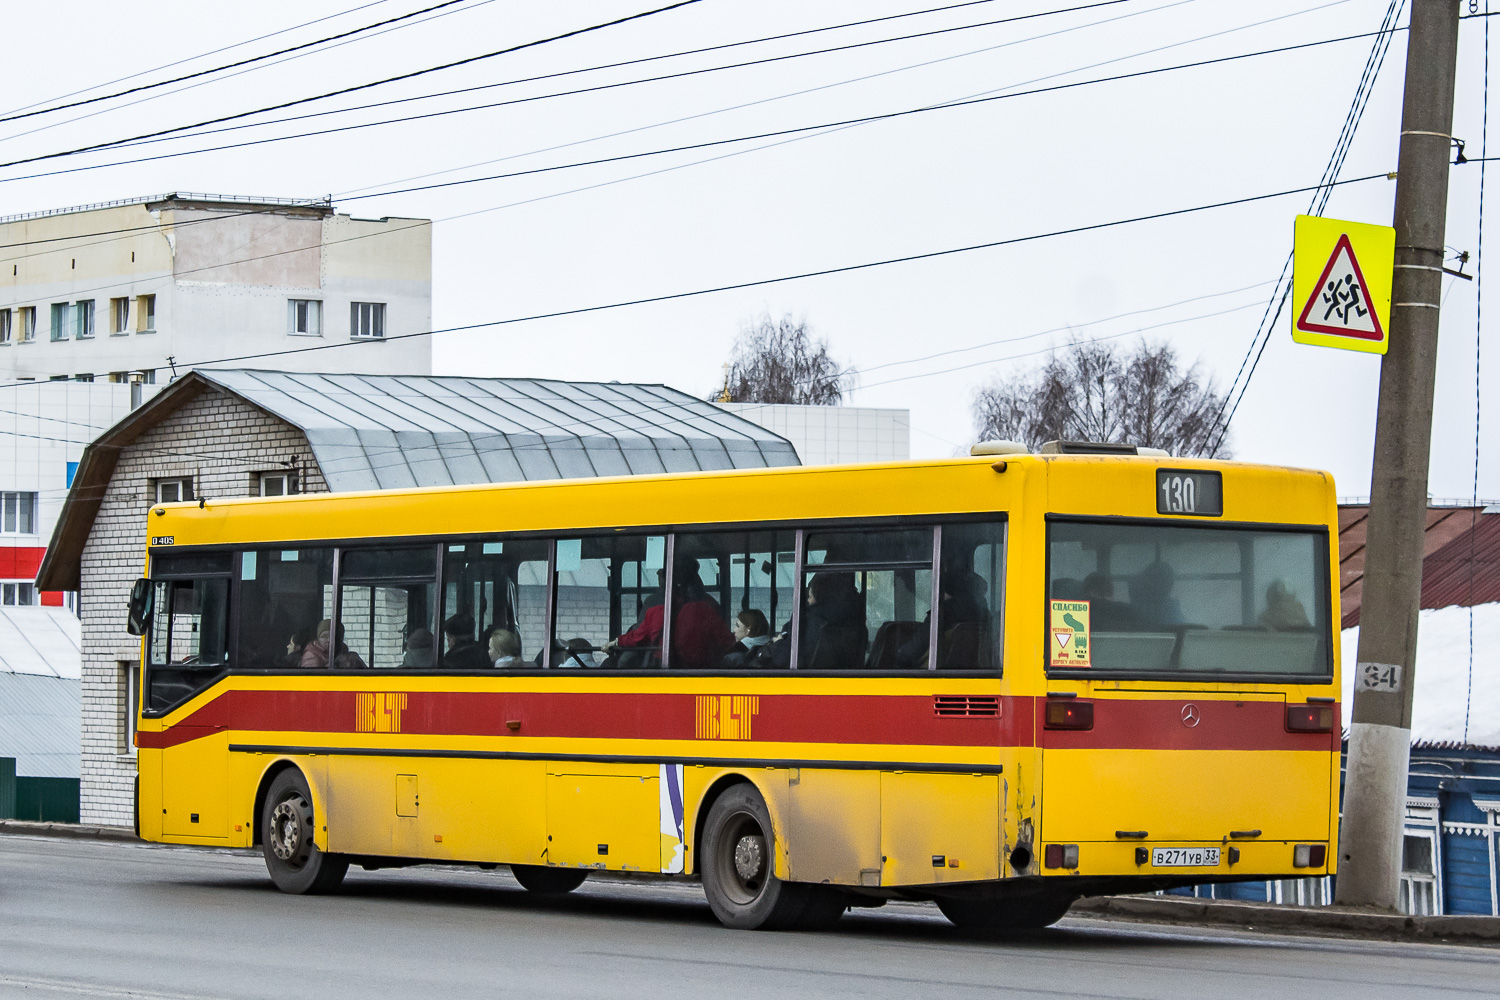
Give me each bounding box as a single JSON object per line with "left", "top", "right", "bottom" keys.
{"left": 1291, "top": 214, "right": 1395, "bottom": 355}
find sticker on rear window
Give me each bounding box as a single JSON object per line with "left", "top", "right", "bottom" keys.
{"left": 1050, "top": 600, "right": 1091, "bottom": 667}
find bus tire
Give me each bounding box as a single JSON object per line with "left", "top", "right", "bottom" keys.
{"left": 510, "top": 865, "right": 588, "bottom": 894}
{"left": 261, "top": 769, "right": 348, "bottom": 895}
{"left": 700, "top": 783, "right": 841, "bottom": 931}
{"left": 935, "top": 892, "right": 1073, "bottom": 932}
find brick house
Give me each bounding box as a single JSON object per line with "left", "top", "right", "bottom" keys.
{"left": 37, "top": 370, "right": 798, "bottom": 826}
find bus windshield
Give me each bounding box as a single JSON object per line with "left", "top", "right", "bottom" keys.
{"left": 1047, "top": 520, "right": 1331, "bottom": 678}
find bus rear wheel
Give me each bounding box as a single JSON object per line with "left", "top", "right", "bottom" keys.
{"left": 261, "top": 769, "right": 348, "bottom": 895}
{"left": 936, "top": 892, "right": 1074, "bottom": 932}
{"left": 700, "top": 783, "right": 846, "bottom": 931}
{"left": 510, "top": 865, "right": 588, "bottom": 894}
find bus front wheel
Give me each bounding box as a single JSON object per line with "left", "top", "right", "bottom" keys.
{"left": 936, "top": 892, "right": 1074, "bottom": 932}
{"left": 700, "top": 783, "right": 846, "bottom": 931}
{"left": 510, "top": 865, "right": 588, "bottom": 894}
{"left": 261, "top": 769, "right": 348, "bottom": 895}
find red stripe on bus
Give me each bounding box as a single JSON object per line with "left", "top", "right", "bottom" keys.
{"left": 141, "top": 689, "right": 1031, "bottom": 749}
{"left": 1037, "top": 698, "right": 1340, "bottom": 752}
{"left": 139, "top": 689, "right": 1333, "bottom": 754}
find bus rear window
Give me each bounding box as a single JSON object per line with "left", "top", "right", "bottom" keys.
{"left": 1047, "top": 520, "right": 1331, "bottom": 678}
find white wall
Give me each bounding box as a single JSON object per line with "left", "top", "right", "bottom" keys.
{"left": 716, "top": 403, "right": 910, "bottom": 466}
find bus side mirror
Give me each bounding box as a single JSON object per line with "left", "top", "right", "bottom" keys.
{"left": 126, "top": 578, "right": 153, "bottom": 636}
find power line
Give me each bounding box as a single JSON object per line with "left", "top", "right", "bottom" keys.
{"left": 1465, "top": 0, "right": 1489, "bottom": 744}
{"left": 0, "top": 0, "right": 707, "bottom": 173}
{"left": 1201, "top": 0, "right": 1405, "bottom": 456}
{"left": 0, "top": 25, "right": 1401, "bottom": 190}
{"left": 89, "top": 0, "right": 1133, "bottom": 157}
{"left": 0, "top": 0, "right": 396, "bottom": 119}
{"left": 0, "top": 0, "right": 471, "bottom": 127}
{"left": 158, "top": 173, "right": 1390, "bottom": 371}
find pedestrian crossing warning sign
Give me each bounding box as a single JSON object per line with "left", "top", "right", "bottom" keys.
{"left": 1292, "top": 214, "right": 1394, "bottom": 355}
{"left": 1049, "top": 599, "right": 1090, "bottom": 668}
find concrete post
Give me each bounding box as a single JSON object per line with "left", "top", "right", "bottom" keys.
{"left": 1334, "top": 0, "right": 1462, "bottom": 909}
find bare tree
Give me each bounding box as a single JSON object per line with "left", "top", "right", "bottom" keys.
{"left": 971, "top": 338, "right": 1231, "bottom": 457}
{"left": 717, "top": 315, "right": 854, "bottom": 405}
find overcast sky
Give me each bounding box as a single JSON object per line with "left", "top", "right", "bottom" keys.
{"left": 2, "top": 0, "right": 1493, "bottom": 499}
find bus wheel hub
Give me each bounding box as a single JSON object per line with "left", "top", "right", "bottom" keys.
{"left": 734, "top": 835, "right": 765, "bottom": 882}
{"left": 271, "top": 800, "right": 305, "bottom": 862}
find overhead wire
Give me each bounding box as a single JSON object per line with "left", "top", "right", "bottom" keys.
{"left": 0, "top": 0, "right": 398, "bottom": 119}
{"left": 1465, "top": 0, "right": 1489, "bottom": 745}
{"left": 1199, "top": 0, "right": 1406, "bottom": 457}
{"left": 0, "top": 0, "right": 707, "bottom": 172}
{"left": 0, "top": 23, "right": 1403, "bottom": 190}
{"left": 0, "top": 0, "right": 472, "bottom": 127}
{"left": 68, "top": 0, "right": 1122, "bottom": 157}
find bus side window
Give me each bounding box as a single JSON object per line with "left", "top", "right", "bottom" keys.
{"left": 568, "top": 535, "right": 666, "bottom": 669}
{"left": 237, "top": 548, "right": 334, "bottom": 670}
{"left": 801, "top": 528, "right": 933, "bottom": 670}
{"left": 440, "top": 539, "right": 549, "bottom": 668}
{"left": 339, "top": 546, "right": 437, "bottom": 670}
{"left": 936, "top": 521, "right": 1005, "bottom": 671}
{"left": 673, "top": 530, "right": 795, "bottom": 669}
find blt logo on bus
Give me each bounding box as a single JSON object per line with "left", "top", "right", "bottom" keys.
{"left": 356, "top": 692, "right": 408, "bottom": 733}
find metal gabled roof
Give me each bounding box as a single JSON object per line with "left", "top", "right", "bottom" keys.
{"left": 0, "top": 673, "right": 79, "bottom": 779}
{"left": 197, "top": 371, "right": 800, "bottom": 492}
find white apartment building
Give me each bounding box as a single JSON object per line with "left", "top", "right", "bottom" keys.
{"left": 0, "top": 191, "right": 432, "bottom": 383}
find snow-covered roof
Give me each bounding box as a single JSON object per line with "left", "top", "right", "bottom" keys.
{"left": 1342, "top": 602, "right": 1500, "bottom": 746}
{"left": 0, "top": 606, "right": 79, "bottom": 679}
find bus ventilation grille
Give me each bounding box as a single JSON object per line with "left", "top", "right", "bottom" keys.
{"left": 933, "top": 696, "right": 1000, "bottom": 717}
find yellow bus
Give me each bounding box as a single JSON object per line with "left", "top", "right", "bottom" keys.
{"left": 128, "top": 445, "right": 1341, "bottom": 930}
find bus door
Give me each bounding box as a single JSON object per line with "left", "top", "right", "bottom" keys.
{"left": 1042, "top": 518, "right": 1337, "bottom": 846}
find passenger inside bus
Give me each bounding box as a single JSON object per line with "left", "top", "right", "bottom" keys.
{"left": 401, "top": 628, "right": 435, "bottom": 667}
{"left": 1129, "top": 561, "right": 1184, "bottom": 627}
{"left": 300, "top": 620, "right": 368, "bottom": 670}
{"left": 893, "top": 570, "right": 989, "bottom": 668}
{"left": 488, "top": 628, "right": 522, "bottom": 666}
{"left": 1082, "top": 571, "right": 1138, "bottom": 630}
{"left": 721, "top": 609, "right": 771, "bottom": 667}
{"left": 799, "top": 572, "right": 865, "bottom": 669}
{"left": 604, "top": 556, "right": 734, "bottom": 668}
{"left": 1258, "top": 579, "right": 1311, "bottom": 629}
{"left": 285, "top": 624, "right": 316, "bottom": 668}
{"left": 441, "top": 613, "right": 490, "bottom": 670}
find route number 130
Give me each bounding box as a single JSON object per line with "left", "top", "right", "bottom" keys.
{"left": 1154, "top": 469, "right": 1223, "bottom": 517}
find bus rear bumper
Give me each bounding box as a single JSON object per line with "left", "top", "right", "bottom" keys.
{"left": 1037, "top": 839, "right": 1332, "bottom": 879}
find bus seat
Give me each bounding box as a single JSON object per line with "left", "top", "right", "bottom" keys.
{"left": 866, "top": 620, "right": 926, "bottom": 670}
{"left": 937, "top": 620, "right": 992, "bottom": 670}
{"left": 806, "top": 623, "right": 867, "bottom": 670}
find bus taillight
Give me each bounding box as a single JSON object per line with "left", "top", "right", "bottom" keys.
{"left": 1285, "top": 705, "right": 1334, "bottom": 733}
{"left": 1044, "top": 699, "right": 1094, "bottom": 731}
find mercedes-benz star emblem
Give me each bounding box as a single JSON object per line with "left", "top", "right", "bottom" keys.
{"left": 1181, "top": 703, "right": 1201, "bottom": 728}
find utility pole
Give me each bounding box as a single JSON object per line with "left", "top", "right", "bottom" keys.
{"left": 1335, "top": 0, "right": 1462, "bottom": 910}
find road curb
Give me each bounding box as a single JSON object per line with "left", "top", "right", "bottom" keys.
{"left": 0, "top": 819, "right": 139, "bottom": 843}
{"left": 1072, "top": 894, "right": 1500, "bottom": 944}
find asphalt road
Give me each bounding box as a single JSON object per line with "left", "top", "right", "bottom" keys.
{"left": 0, "top": 836, "right": 1495, "bottom": 1000}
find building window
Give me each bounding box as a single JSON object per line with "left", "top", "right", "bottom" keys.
{"left": 1, "top": 492, "right": 36, "bottom": 534}
{"left": 350, "top": 301, "right": 385, "bottom": 339}
{"left": 17, "top": 307, "right": 35, "bottom": 344}
{"left": 1, "top": 582, "right": 36, "bottom": 605}
{"left": 154, "top": 478, "right": 193, "bottom": 503}
{"left": 259, "top": 471, "right": 298, "bottom": 497}
{"left": 287, "top": 299, "right": 322, "bottom": 336}
{"left": 110, "top": 297, "right": 130, "bottom": 335}
{"left": 50, "top": 303, "right": 71, "bottom": 341}
{"left": 73, "top": 374, "right": 94, "bottom": 383}
{"left": 1400, "top": 831, "right": 1440, "bottom": 915}
{"left": 0, "top": 309, "right": 10, "bottom": 345}
{"left": 136, "top": 295, "right": 155, "bottom": 333}
{"left": 75, "top": 300, "right": 95, "bottom": 339}
{"left": 118, "top": 661, "right": 138, "bottom": 755}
